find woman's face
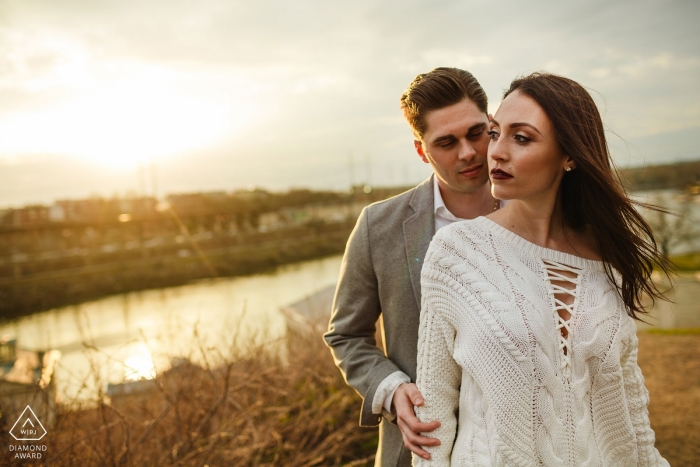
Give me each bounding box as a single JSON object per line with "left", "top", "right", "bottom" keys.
{"left": 487, "top": 91, "right": 572, "bottom": 203}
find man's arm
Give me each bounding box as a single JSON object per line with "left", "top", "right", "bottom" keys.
{"left": 324, "top": 206, "right": 442, "bottom": 456}
{"left": 324, "top": 207, "right": 403, "bottom": 426}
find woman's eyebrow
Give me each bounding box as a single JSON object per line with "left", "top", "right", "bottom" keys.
{"left": 510, "top": 122, "right": 542, "bottom": 136}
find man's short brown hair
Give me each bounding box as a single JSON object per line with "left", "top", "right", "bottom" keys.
{"left": 400, "top": 67, "right": 488, "bottom": 139}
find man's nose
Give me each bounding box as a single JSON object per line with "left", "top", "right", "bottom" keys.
{"left": 457, "top": 140, "right": 476, "bottom": 161}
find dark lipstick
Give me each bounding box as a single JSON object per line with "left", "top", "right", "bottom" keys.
{"left": 490, "top": 168, "right": 513, "bottom": 180}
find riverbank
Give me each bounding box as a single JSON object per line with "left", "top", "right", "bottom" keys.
{"left": 0, "top": 221, "right": 354, "bottom": 321}
{"left": 1, "top": 185, "right": 414, "bottom": 321}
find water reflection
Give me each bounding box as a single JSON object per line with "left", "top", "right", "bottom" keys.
{"left": 122, "top": 344, "right": 156, "bottom": 381}
{"left": 0, "top": 255, "right": 342, "bottom": 403}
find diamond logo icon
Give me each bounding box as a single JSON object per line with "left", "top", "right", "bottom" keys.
{"left": 9, "top": 406, "right": 47, "bottom": 441}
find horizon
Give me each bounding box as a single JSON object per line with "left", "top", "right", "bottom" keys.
{"left": 2, "top": 0, "right": 699, "bottom": 208}
{"left": 3, "top": 157, "right": 700, "bottom": 212}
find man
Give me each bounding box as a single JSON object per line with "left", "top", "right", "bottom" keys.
{"left": 324, "top": 67, "right": 501, "bottom": 466}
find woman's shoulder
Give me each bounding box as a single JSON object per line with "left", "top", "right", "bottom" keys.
{"left": 431, "top": 217, "right": 492, "bottom": 251}
{"left": 421, "top": 219, "right": 500, "bottom": 311}
{"left": 425, "top": 218, "right": 494, "bottom": 269}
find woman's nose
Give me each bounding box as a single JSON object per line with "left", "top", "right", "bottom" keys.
{"left": 488, "top": 138, "right": 506, "bottom": 162}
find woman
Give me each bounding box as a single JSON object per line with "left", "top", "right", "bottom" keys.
{"left": 413, "top": 73, "right": 670, "bottom": 466}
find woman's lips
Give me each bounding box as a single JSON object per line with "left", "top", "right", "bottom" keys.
{"left": 490, "top": 168, "right": 513, "bottom": 180}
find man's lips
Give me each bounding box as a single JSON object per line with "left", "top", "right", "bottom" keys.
{"left": 490, "top": 168, "right": 513, "bottom": 180}
{"left": 459, "top": 165, "right": 482, "bottom": 178}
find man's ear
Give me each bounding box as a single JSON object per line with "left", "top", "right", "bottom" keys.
{"left": 414, "top": 140, "right": 429, "bottom": 164}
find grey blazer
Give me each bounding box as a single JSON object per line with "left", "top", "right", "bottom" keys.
{"left": 324, "top": 176, "right": 435, "bottom": 467}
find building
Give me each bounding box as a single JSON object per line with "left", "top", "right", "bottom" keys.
{"left": 0, "top": 338, "right": 60, "bottom": 429}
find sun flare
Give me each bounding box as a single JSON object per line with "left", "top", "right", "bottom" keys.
{"left": 0, "top": 65, "right": 256, "bottom": 170}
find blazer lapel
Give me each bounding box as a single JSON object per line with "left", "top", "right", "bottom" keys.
{"left": 403, "top": 176, "right": 436, "bottom": 310}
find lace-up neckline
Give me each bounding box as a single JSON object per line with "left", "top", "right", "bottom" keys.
{"left": 543, "top": 259, "right": 581, "bottom": 378}
{"left": 476, "top": 216, "right": 602, "bottom": 379}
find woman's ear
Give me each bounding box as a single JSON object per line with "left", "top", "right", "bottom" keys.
{"left": 565, "top": 156, "right": 576, "bottom": 170}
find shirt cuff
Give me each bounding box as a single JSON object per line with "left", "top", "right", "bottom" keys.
{"left": 371, "top": 371, "right": 411, "bottom": 416}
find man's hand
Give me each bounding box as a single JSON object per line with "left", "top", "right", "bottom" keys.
{"left": 393, "top": 383, "right": 441, "bottom": 460}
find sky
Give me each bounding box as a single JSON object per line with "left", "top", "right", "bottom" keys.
{"left": 1, "top": 0, "right": 699, "bottom": 208}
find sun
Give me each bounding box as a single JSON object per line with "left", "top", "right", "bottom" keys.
{"left": 0, "top": 65, "right": 256, "bottom": 170}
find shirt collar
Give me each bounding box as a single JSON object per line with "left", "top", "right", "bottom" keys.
{"left": 433, "top": 175, "right": 445, "bottom": 213}
{"left": 433, "top": 176, "right": 461, "bottom": 221}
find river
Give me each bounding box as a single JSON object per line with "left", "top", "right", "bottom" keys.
{"left": 0, "top": 254, "right": 343, "bottom": 403}
{"left": 3, "top": 192, "right": 700, "bottom": 404}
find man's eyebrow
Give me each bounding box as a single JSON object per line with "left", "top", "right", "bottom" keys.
{"left": 431, "top": 122, "right": 487, "bottom": 144}
{"left": 468, "top": 122, "right": 487, "bottom": 133}
{"left": 432, "top": 134, "right": 456, "bottom": 144}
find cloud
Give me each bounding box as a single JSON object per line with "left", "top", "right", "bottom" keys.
{"left": 0, "top": 0, "right": 699, "bottom": 205}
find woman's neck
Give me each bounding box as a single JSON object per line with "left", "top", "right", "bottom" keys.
{"left": 488, "top": 199, "right": 565, "bottom": 247}
{"left": 486, "top": 197, "right": 602, "bottom": 261}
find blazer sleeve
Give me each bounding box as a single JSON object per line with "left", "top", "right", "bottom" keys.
{"left": 323, "top": 207, "right": 404, "bottom": 427}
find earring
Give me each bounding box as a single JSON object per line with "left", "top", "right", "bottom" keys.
{"left": 565, "top": 166, "right": 572, "bottom": 172}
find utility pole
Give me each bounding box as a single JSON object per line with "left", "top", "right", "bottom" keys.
{"left": 138, "top": 162, "right": 147, "bottom": 198}
{"left": 348, "top": 151, "right": 355, "bottom": 190}
{"left": 365, "top": 153, "right": 371, "bottom": 187}
{"left": 150, "top": 158, "right": 159, "bottom": 200}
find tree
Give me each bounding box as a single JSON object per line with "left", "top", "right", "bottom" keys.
{"left": 641, "top": 192, "right": 700, "bottom": 257}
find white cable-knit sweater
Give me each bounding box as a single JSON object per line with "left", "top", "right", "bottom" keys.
{"left": 414, "top": 217, "right": 668, "bottom": 467}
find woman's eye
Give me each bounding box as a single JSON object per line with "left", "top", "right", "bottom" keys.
{"left": 514, "top": 134, "right": 531, "bottom": 143}
{"left": 486, "top": 130, "right": 499, "bottom": 140}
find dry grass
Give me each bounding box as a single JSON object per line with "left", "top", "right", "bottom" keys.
{"left": 0, "top": 333, "right": 378, "bottom": 467}
{"left": 2, "top": 328, "right": 698, "bottom": 466}
{"left": 638, "top": 331, "right": 700, "bottom": 466}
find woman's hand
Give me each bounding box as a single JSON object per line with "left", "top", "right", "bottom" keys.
{"left": 393, "top": 382, "right": 441, "bottom": 460}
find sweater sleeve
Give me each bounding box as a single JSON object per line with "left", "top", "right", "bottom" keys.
{"left": 412, "top": 289, "right": 462, "bottom": 467}
{"left": 620, "top": 320, "right": 670, "bottom": 467}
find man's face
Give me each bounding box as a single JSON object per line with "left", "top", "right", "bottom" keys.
{"left": 414, "top": 99, "right": 490, "bottom": 195}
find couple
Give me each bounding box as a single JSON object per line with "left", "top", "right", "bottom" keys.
{"left": 324, "top": 68, "right": 670, "bottom": 466}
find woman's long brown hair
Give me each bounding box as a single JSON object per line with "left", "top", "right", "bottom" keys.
{"left": 503, "top": 72, "right": 671, "bottom": 319}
